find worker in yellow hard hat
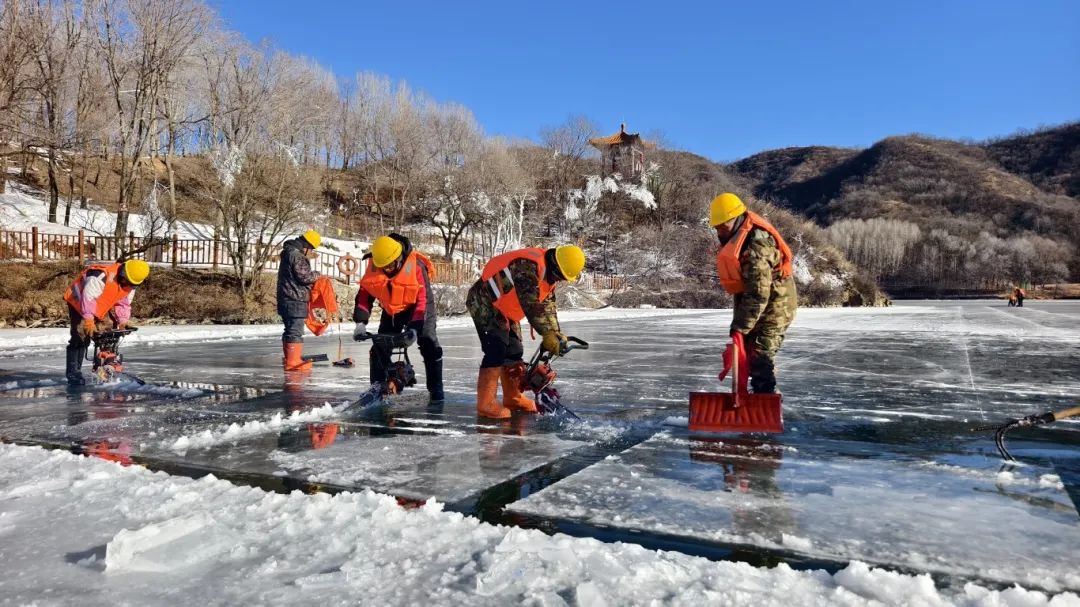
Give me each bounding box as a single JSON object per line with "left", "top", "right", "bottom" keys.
{"left": 62, "top": 258, "right": 150, "bottom": 385}
{"left": 354, "top": 233, "right": 443, "bottom": 405}
{"left": 710, "top": 192, "right": 797, "bottom": 394}
{"left": 466, "top": 244, "right": 585, "bottom": 419}
{"left": 277, "top": 230, "right": 321, "bottom": 371}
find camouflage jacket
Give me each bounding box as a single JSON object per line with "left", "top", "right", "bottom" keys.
{"left": 473, "top": 258, "right": 560, "bottom": 336}
{"left": 731, "top": 228, "right": 798, "bottom": 334}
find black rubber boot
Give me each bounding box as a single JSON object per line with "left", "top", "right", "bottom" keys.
{"left": 425, "top": 356, "right": 444, "bottom": 405}
{"left": 65, "top": 345, "right": 85, "bottom": 385}
{"left": 369, "top": 346, "right": 386, "bottom": 385}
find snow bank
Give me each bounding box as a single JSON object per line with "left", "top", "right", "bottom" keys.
{"left": 1, "top": 443, "right": 1075, "bottom": 606}
{"left": 163, "top": 403, "right": 342, "bottom": 452}
{"left": 0, "top": 307, "right": 700, "bottom": 355}
{"left": 0, "top": 323, "right": 285, "bottom": 355}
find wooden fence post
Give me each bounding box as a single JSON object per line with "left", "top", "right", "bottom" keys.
{"left": 31, "top": 227, "right": 38, "bottom": 264}
{"left": 212, "top": 235, "right": 219, "bottom": 270}
{"left": 77, "top": 229, "right": 84, "bottom": 263}
{"left": 171, "top": 234, "right": 179, "bottom": 269}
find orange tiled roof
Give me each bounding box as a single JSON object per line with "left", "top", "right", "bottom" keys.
{"left": 589, "top": 124, "right": 655, "bottom": 149}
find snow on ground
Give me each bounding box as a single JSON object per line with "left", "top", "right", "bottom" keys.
{"left": 1, "top": 443, "right": 1077, "bottom": 606}
{"left": 0, "top": 181, "right": 369, "bottom": 256}
{"left": 0, "top": 307, "right": 705, "bottom": 355}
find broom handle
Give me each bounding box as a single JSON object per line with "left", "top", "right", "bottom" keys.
{"left": 1051, "top": 405, "right": 1080, "bottom": 421}
{"left": 731, "top": 337, "right": 740, "bottom": 405}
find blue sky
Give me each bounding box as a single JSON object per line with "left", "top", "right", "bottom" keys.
{"left": 212, "top": 0, "right": 1079, "bottom": 161}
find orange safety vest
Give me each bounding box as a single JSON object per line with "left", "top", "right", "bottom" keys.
{"left": 481, "top": 247, "right": 555, "bottom": 322}
{"left": 359, "top": 250, "right": 436, "bottom": 316}
{"left": 305, "top": 276, "right": 339, "bottom": 336}
{"left": 715, "top": 211, "right": 794, "bottom": 295}
{"left": 63, "top": 262, "right": 134, "bottom": 320}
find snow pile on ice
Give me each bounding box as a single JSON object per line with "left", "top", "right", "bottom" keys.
{"left": 0, "top": 377, "right": 63, "bottom": 391}
{"left": 0, "top": 307, "right": 699, "bottom": 356}
{"left": 0, "top": 323, "right": 286, "bottom": 355}
{"left": 0, "top": 443, "right": 1075, "bottom": 605}
{"left": 163, "top": 403, "right": 342, "bottom": 452}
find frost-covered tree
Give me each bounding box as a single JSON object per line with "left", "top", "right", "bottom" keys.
{"left": 197, "top": 42, "right": 319, "bottom": 305}
{"left": 94, "top": 0, "right": 209, "bottom": 238}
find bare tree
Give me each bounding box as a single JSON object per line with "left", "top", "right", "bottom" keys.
{"left": 198, "top": 43, "right": 320, "bottom": 306}
{"left": 539, "top": 114, "right": 599, "bottom": 235}
{"left": 155, "top": 26, "right": 215, "bottom": 228}
{"left": 0, "top": 1, "right": 35, "bottom": 194}
{"left": 25, "top": 0, "right": 85, "bottom": 224}
{"left": 94, "top": 0, "right": 208, "bottom": 238}
{"left": 826, "top": 218, "right": 922, "bottom": 281}
{"left": 422, "top": 102, "right": 484, "bottom": 258}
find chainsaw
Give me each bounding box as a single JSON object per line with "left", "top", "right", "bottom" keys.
{"left": 350, "top": 330, "right": 417, "bottom": 408}
{"left": 510, "top": 336, "right": 589, "bottom": 419}
{"left": 89, "top": 327, "right": 144, "bottom": 385}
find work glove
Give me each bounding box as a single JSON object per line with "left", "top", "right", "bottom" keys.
{"left": 541, "top": 331, "right": 568, "bottom": 355}
{"left": 402, "top": 327, "right": 418, "bottom": 345}
{"left": 352, "top": 323, "right": 367, "bottom": 340}
{"left": 80, "top": 318, "right": 97, "bottom": 338}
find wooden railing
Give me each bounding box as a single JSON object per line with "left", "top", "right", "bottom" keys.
{"left": 0, "top": 227, "right": 626, "bottom": 290}
{"left": 0, "top": 227, "right": 483, "bottom": 286}
{"left": 578, "top": 273, "right": 627, "bottom": 291}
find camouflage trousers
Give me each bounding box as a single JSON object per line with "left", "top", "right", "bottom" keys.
{"left": 467, "top": 281, "right": 524, "bottom": 368}
{"left": 737, "top": 277, "right": 797, "bottom": 394}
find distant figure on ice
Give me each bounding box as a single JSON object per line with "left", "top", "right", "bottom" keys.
{"left": 467, "top": 244, "right": 586, "bottom": 419}
{"left": 62, "top": 259, "right": 150, "bottom": 385}
{"left": 710, "top": 193, "right": 797, "bottom": 394}
{"left": 353, "top": 234, "right": 444, "bottom": 405}
{"left": 277, "top": 230, "right": 321, "bottom": 371}
{"left": 1012, "top": 286, "right": 1025, "bottom": 307}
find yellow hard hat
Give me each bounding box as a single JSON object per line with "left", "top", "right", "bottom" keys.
{"left": 123, "top": 259, "right": 150, "bottom": 285}
{"left": 370, "top": 236, "right": 403, "bottom": 268}
{"left": 554, "top": 245, "right": 585, "bottom": 282}
{"left": 709, "top": 193, "right": 747, "bottom": 226}
{"left": 302, "top": 230, "right": 321, "bottom": 248}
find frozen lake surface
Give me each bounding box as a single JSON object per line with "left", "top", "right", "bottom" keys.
{"left": 1, "top": 301, "right": 1078, "bottom": 594}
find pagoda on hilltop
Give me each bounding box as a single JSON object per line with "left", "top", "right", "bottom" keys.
{"left": 589, "top": 123, "right": 655, "bottom": 181}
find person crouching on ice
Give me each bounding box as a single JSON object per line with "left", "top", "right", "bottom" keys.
{"left": 278, "top": 230, "right": 321, "bottom": 371}
{"left": 63, "top": 259, "right": 150, "bottom": 385}
{"left": 467, "top": 244, "right": 585, "bottom": 419}
{"left": 353, "top": 234, "right": 444, "bottom": 405}
{"left": 710, "top": 193, "right": 797, "bottom": 394}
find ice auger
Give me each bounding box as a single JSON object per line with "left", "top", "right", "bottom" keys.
{"left": 509, "top": 336, "right": 589, "bottom": 419}
{"left": 984, "top": 405, "right": 1080, "bottom": 461}
{"left": 351, "top": 330, "right": 417, "bottom": 408}
{"left": 89, "top": 327, "right": 144, "bottom": 384}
